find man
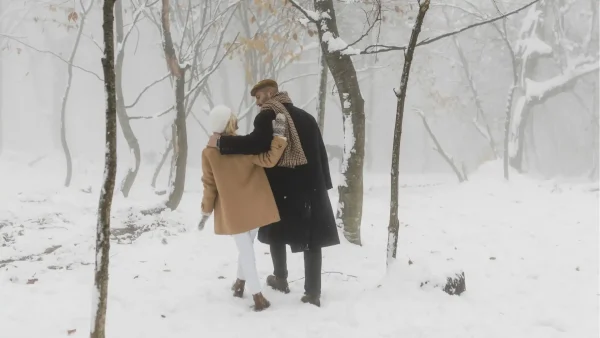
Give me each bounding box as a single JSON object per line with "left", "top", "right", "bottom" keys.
{"left": 207, "top": 79, "right": 339, "bottom": 306}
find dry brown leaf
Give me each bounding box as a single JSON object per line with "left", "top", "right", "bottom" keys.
{"left": 67, "top": 329, "right": 76, "bottom": 336}
{"left": 27, "top": 278, "right": 38, "bottom": 285}
{"left": 67, "top": 12, "right": 79, "bottom": 23}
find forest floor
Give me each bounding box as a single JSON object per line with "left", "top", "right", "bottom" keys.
{"left": 1, "top": 152, "right": 598, "bottom": 338}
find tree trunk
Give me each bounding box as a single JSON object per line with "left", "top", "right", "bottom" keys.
{"left": 316, "top": 49, "right": 327, "bottom": 134}
{"left": 502, "top": 84, "right": 517, "bottom": 180}
{"left": 151, "top": 138, "right": 172, "bottom": 188}
{"left": 314, "top": 0, "right": 365, "bottom": 246}
{"left": 387, "top": 0, "right": 430, "bottom": 266}
{"left": 60, "top": 1, "right": 93, "bottom": 187}
{"left": 91, "top": 1, "right": 117, "bottom": 337}
{"left": 161, "top": 0, "right": 188, "bottom": 210}
{"left": 115, "top": 0, "right": 141, "bottom": 198}
{"left": 589, "top": 81, "right": 598, "bottom": 180}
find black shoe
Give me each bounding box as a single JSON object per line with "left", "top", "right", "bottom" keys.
{"left": 301, "top": 293, "right": 321, "bottom": 307}
{"left": 266, "top": 275, "right": 290, "bottom": 294}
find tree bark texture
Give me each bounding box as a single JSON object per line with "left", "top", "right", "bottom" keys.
{"left": 161, "top": 0, "right": 188, "bottom": 210}
{"left": 90, "top": 0, "right": 117, "bottom": 337}
{"left": 314, "top": 0, "right": 365, "bottom": 246}
{"left": 387, "top": 0, "right": 430, "bottom": 266}
{"left": 316, "top": 49, "right": 328, "bottom": 134}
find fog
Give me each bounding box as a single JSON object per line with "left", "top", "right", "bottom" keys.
{"left": 0, "top": 0, "right": 598, "bottom": 181}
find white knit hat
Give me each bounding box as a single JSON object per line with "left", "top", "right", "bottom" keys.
{"left": 209, "top": 105, "right": 234, "bottom": 133}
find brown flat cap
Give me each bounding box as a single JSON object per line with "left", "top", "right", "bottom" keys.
{"left": 250, "top": 79, "right": 278, "bottom": 97}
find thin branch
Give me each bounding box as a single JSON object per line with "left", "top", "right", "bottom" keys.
{"left": 129, "top": 106, "right": 173, "bottom": 120}
{"left": 345, "top": 1, "right": 382, "bottom": 49}
{"left": 279, "top": 72, "right": 319, "bottom": 86}
{"left": 361, "top": 0, "right": 542, "bottom": 55}
{"left": 125, "top": 72, "right": 171, "bottom": 108}
{"left": 287, "top": 0, "right": 318, "bottom": 23}
{"left": 0, "top": 34, "right": 103, "bottom": 81}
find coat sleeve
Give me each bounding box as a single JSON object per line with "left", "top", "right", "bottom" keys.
{"left": 200, "top": 151, "right": 218, "bottom": 214}
{"left": 317, "top": 130, "right": 333, "bottom": 190}
{"left": 251, "top": 136, "right": 288, "bottom": 168}
{"left": 218, "top": 110, "right": 274, "bottom": 155}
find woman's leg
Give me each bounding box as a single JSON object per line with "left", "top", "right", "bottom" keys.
{"left": 233, "top": 230, "right": 261, "bottom": 295}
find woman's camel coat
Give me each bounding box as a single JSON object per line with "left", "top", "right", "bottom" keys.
{"left": 201, "top": 136, "right": 287, "bottom": 235}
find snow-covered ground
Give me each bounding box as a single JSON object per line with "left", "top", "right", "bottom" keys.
{"left": 1, "top": 152, "right": 598, "bottom": 338}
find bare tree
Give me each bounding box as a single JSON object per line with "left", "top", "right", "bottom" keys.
{"left": 287, "top": 0, "right": 540, "bottom": 246}
{"left": 288, "top": 0, "right": 371, "bottom": 245}
{"left": 130, "top": 0, "right": 237, "bottom": 210}
{"left": 113, "top": 0, "right": 154, "bottom": 197}
{"left": 58, "top": 0, "right": 94, "bottom": 187}
{"left": 387, "top": 0, "right": 430, "bottom": 265}
{"left": 91, "top": 0, "right": 117, "bottom": 336}
{"left": 160, "top": 0, "right": 189, "bottom": 210}
{"left": 442, "top": 9, "right": 498, "bottom": 159}
{"left": 507, "top": 1, "right": 599, "bottom": 172}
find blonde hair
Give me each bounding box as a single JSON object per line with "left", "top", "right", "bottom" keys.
{"left": 223, "top": 115, "right": 238, "bottom": 136}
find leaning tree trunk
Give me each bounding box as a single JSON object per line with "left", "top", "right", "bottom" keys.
{"left": 161, "top": 0, "right": 188, "bottom": 210}
{"left": 59, "top": 1, "right": 93, "bottom": 187}
{"left": 115, "top": 0, "right": 141, "bottom": 197}
{"left": 314, "top": 0, "right": 365, "bottom": 246}
{"left": 387, "top": 0, "right": 430, "bottom": 266}
{"left": 418, "top": 110, "right": 467, "bottom": 183}
{"left": 91, "top": 1, "right": 117, "bottom": 337}
{"left": 316, "top": 49, "right": 328, "bottom": 133}
{"left": 152, "top": 138, "right": 172, "bottom": 188}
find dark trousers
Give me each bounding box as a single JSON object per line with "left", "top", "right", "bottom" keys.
{"left": 270, "top": 244, "right": 322, "bottom": 296}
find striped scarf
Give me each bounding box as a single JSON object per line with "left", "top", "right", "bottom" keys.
{"left": 261, "top": 92, "right": 308, "bottom": 168}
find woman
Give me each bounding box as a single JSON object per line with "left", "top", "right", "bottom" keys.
{"left": 198, "top": 105, "right": 287, "bottom": 311}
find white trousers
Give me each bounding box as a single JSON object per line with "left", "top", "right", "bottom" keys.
{"left": 233, "top": 228, "right": 261, "bottom": 295}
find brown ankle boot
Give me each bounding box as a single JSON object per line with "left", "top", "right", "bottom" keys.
{"left": 301, "top": 293, "right": 321, "bottom": 307}
{"left": 266, "top": 275, "right": 290, "bottom": 294}
{"left": 231, "top": 279, "right": 245, "bottom": 298}
{"left": 252, "top": 292, "right": 271, "bottom": 312}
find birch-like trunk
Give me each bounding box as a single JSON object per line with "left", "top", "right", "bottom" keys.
{"left": 161, "top": 0, "right": 188, "bottom": 210}
{"left": 90, "top": 1, "right": 117, "bottom": 337}
{"left": 115, "top": 0, "right": 141, "bottom": 197}
{"left": 316, "top": 49, "right": 327, "bottom": 134}
{"left": 387, "top": 0, "right": 430, "bottom": 266}
{"left": 59, "top": 1, "right": 93, "bottom": 187}
{"left": 314, "top": 0, "right": 365, "bottom": 246}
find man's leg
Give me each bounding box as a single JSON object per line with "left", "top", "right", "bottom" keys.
{"left": 266, "top": 243, "right": 290, "bottom": 293}
{"left": 302, "top": 247, "right": 322, "bottom": 307}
